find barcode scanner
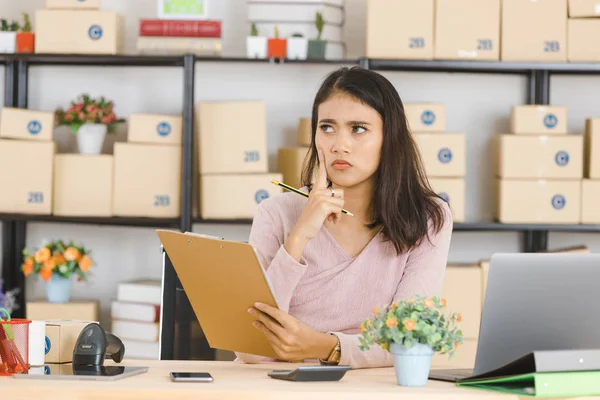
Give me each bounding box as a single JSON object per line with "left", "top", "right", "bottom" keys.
{"left": 73, "top": 323, "right": 125, "bottom": 367}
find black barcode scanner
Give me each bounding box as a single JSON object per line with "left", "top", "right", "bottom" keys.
{"left": 73, "top": 323, "right": 125, "bottom": 366}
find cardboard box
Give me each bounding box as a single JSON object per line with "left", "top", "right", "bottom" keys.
{"left": 113, "top": 143, "right": 181, "bottom": 217}
{"left": 0, "top": 107, "right": 55, "bottom": 141}
{"left": 128, "top": 113, "right": 183, "bottom": 145}
{"left": 501, "top": 0, "right": 567, "bottom": 62}
{"left": 510, "top": 105, "right": 568, "bottom": 134}
{"left": 196, "top": 101, "right": 268, "bottom": 174}
{"left": 441, "top": 265, "right": 482, "bottom": 339}
{"left": 568, "top": 19, "right": 600, "bottom": 62}
{"left": 479, "top": 260, "right": 490, "bottom": 305}
{"left": 45, "top": 320, "right": 95, "bottom": 364}
{"left": 53, "top": 155, "right": 113, "bottom": 217}
{"left": 431, "top": 339, "right": 478, "bottom": 369}
{"left": 495, "top": 135, "right": 583, "bottom": 179}
{"left": 428, "top": 178, "right": 465, "bottom": 222}
{"left": 35, "top": 9, "right": 124, "bottom": 55}
{"left": 0, "top": 140, "right": 54, "bottom": 214}
{"left": 568, "top": 0, "right": 600, "bottom": 17}
{"left": 434, "top": 0, "right": 500, "bottom": 61}
{"left": 46, "top": 0, "right": 101, "bottom": 8}
{"left": 585, "top": 118, "right": 600, "bottom": 179}
{"left": 496, "top": 179, "right": 581, "bottom": 223}
{"left": 297, "top": 118, "right": 312, "bottom": 147}
{"left": 414, "top": 133, "right": 466, "bottom": 177}
{"left": 278, "top": 147, "right": 309, "bottom": 189}
{"left": 366, "top": 0, "right": 434, "bottom": 60}
{"left": 200, "top": 173, "right": 283, "bottom": 219}
{"left": 405, "top": 103, "right": 446, "bottom": 132}
{"left": 26, "top": 301, "right": 99, "bottom": 322}
{"left": 582, "top": 179, "right": 600, "bottom": 224}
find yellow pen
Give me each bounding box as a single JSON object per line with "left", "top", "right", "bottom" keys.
{"left": 271, "top": 179, "right": 355, "bottom": 217}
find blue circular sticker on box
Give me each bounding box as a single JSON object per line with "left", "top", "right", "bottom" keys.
{"left": 157, "top": 122, "right": 172, "bottom": 137}
{"left": 438, "top": 148, "right": 453, "bottom": 164}
{"left": 27, "top": 120, "right": 42, "bottom": 135}
{"left": 88, "top": 25, "right": 103, "bottom": 40}
{"left": 555, "top": 151, "right": 569, "bottom": 166}
{"left": 551, "top": 194, "right": 566, "bottom": 210}
{"left": 544, "top": 113, "right": 558, "bottom": 129}
{"left": 255, "top": 190, "right": 269, "bottom": 204}
{"left": 421, "top": 110, "right": 436, "bottom": 126}
{"left": 45, "top": 336, "right": 51, "bottom": 355}
{"left": 439, "top": 192, "right": 450, "bottom": 203}
{"left": 44, "top": 365, "right": 51, "bottom": 375}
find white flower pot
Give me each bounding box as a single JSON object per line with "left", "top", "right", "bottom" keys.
{"left": 287, "top": 37, "right": 308, "bottom": 60}
{"left": 247, "top": 36, "right": 267, "bottom": 59}
{"left": 77, "top": 123, "right": 107, "bottom": 155}
{"left": 0, "top": 32, "right": 16, "bottom": 53}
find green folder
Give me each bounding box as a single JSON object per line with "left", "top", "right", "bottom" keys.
{"left": 457, "top": 371, "right": 600, "bottom": 398}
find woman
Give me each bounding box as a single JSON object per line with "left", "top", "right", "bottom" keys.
{"left": 239, "top": 66, "right": 453, "bottom": 369}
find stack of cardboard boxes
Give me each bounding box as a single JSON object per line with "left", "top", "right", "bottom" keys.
{"left": 196, "top": 101, "right": 282, "bottom": 219}
{"left": 408, "top": 103, "right": 466, "bottom": 223}
{"left": 582, "top": 118, "right": 600, "bottom": 223}
{"left": 568, "top": 0, "right": 600, "bottom": 62}
{"left": 36, "top": 0, "right": 124, "bottom": 55}
{"left": 277, "top": 118, "right": 311, "bottom": 189}
{"left": 495, "top": 105, "right": 584, "bottom": 223}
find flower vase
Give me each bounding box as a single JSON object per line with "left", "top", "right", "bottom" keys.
{"left": 45, "top": 275, "right": 73, "bottom": 304}
{"left": 390, "top": 343, "right": 434, "bottom": 387}
{"left": 77, "top": 123, "right": 107, "bottom": 155}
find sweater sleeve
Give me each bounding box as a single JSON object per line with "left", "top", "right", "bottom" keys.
{"left": 333, "top": 203, "right": 454, "bottom": 369}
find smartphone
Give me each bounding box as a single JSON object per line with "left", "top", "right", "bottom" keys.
{"left": 170, "top": 372, "right": 214, "bottom": 382}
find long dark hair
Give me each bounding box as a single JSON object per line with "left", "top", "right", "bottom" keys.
{"left": 301, "top": 66, "right": 448, "bottom": 254}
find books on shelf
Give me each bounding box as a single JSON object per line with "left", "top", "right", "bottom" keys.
{"left": 137, "top": 19, "right": 222, "bottom": 55}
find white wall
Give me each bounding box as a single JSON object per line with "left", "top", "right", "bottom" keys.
{"left": 0, "top": 0, "right": 599, "bottom": 327}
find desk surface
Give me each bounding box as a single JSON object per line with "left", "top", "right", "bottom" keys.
{"left": 0, "top": 359, "right": 593, "bottom": 400}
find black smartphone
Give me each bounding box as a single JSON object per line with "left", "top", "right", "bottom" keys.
{"left": 170, "top": 372, "right": 214, "bottom": 382}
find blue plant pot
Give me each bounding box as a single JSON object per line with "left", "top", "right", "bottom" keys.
{"left": 45, "top": 275, "right": 73, "bottom": 304}
{"left": 390, "top": 343, "right": 434, "bottom": 387}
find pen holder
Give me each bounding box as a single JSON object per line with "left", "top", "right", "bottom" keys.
{"left": 0, "top": 319, "right": 31, "bottom": 375}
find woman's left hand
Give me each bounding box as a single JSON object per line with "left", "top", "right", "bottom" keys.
{"left": 249, "top": 303, "right": 337, "bottom": 362}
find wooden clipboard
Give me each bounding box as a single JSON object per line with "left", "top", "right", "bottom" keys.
{"left": 156, "top": 229, "right": 279, "bottom": 359}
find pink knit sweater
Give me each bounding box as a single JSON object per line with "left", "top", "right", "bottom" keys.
{"left": 238, "top": 190, "right": 453, "bottom": 369}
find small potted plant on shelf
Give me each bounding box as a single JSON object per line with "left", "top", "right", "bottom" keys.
{"left": 21, "top": 240, "right": 94, "bottom": 304}
{"left": 287, "top": 32, "right": 308, "bottom": 60}
{"left": 16, "top": 13, "right": 34, "bottom": 53}
{"left": 267, "top": 25, "right": 287, "bottom": 59}
{"left": 55, "top": 94, "right": 123, "bottom": 155}
{"left": 0, "top": 279, "right": 20, "bottom": 315}
{"left": 0, "top": 18, "right": 19, "bottom": 53}
{"left": 308, "top": 12, "right": 326, "bottom": 60}
{"left": 359, "top": 295, "right": 464, "bottom": 387}
{"left": 246, "top": 22, "right": 267, "bottom": 59}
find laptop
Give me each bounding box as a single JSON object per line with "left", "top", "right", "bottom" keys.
{"left": 429, "top": 252, "right": 600, "bottom": 382}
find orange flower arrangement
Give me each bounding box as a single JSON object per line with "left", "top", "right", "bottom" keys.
{"left": 21, "top": 240, "right": 94, "bottom": 282}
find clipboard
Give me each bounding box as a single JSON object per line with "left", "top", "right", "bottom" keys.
{"left": 156, "top": 229, "right": 279, "bottom": 359}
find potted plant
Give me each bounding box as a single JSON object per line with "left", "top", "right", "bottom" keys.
{"left": 247, "top": 22, "right": 267, "bottom": 59}
{"left": 267, "top": 25, "right": 287, "bottom": 59}
{"left": 308, "top": 12, "right": 326, "bottom": 60}
{"left": 0, "top": 18, "right": 19, "bottom": 53}
{"left": 287, "top": 32, "right": 308, "bottom": 60}
{"left": 21, "top": 240, "right": 94, "bottom": 304}
{"left": 16, "top": 13, "right": 34, "bottom": 53}
{"left": 55, "top": 94, "right": 123, "bottom": 155}
{"left": 359, "top": 295, "right": 464, "bottom": 387}
{"left": 0, "top": 279, "right": 20, "bottom": 315}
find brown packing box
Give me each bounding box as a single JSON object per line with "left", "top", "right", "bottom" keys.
{"left": 582, "top": 179, "right": 600, "bottom": 224}
{"left": 501, "top": 0, "right": 567, "bottom": 62}
{"left": 0, "top": 108, "right": 55, "bottom": 141}
{"left": 128, "top": 113, "right": 183, "bottom": 145}
{"left": 568, "top": 0, "right": 600, "bottom": 17}
{"left": 46, "top": 0, "right": 101, "bottom": 8}
{"left": 366, "top": 0, "right": 434, "bottom": 60}
{"left": 200, "top": 173, "right": 283, "bottom": 219}
{"left": 277, "top": 147, "right": 309, "bottom": 189}
{"left": 431, "top": 339, "right": 478, "bottom": 369}
{"left": 45, "top": 320, "right": 96, "bottom": 364}
{"left": 35, "top": 9, "right": 124, "bottom": 55}
{"left": 494, "top": 134, "right": 583, "bottom": 179}
{"left": 0, "top": 140, "right": 54, "bottom": 214}
{"left": 26, "top": 301, "right": 99, "bottom": 322}
{"left": 434, "top": 0, "right": 500, "bottom": 61}
{"left": 297, "top": 118, "right": 312, "bottom": 147}
{"left": 405, "top": 103, "right": 446, "bottom": 133}
{"left": 196, "top": 101, "right": 268, "bottom": 174}
{"left": 496, "top": 179, "right": 582, "bottom": 223}
{"left": 428, "top": 178, "right": 465, "bottom": 222}
{"left": 510, "top": 105, "right": 568, "bottom": 134}
{"left": 53, "top": 155, "right": 113, "bottom": 217}
{"left": 113, "top": 143, "right": 181, "bottom": 217}
{"left": 585, "top": 118, "right": 600, "bottom": 179}
{"left": 441, "top": 265, "right": 482, "bottom": 340}
{"left": 568, "top": 19, "right": 600, "bottom": 62}
{"left": 413, "top": 133, "right": 466, "bottom": 177}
